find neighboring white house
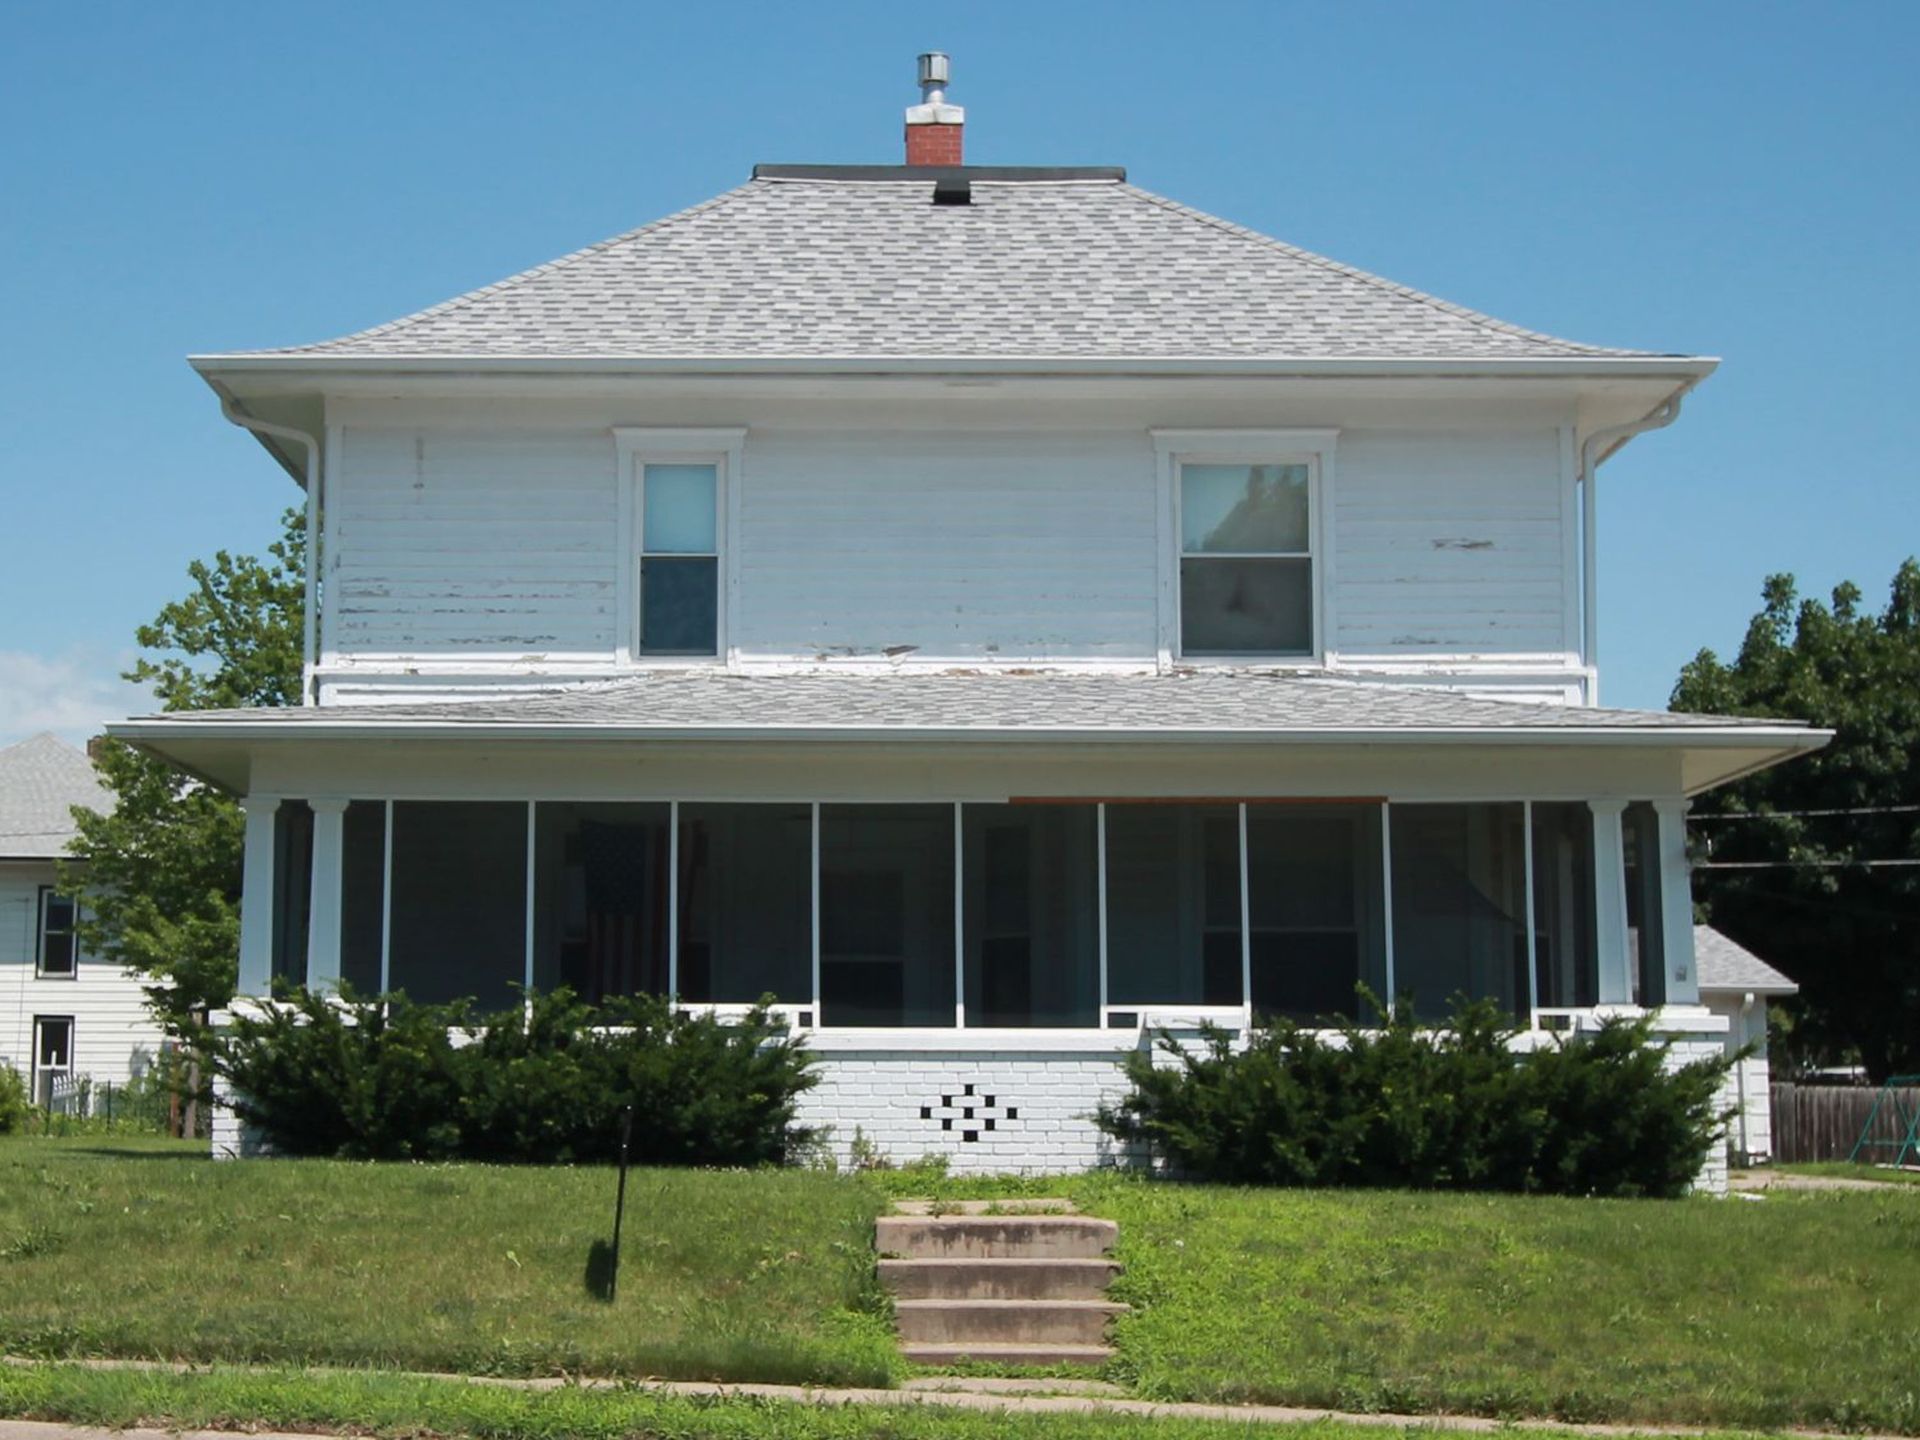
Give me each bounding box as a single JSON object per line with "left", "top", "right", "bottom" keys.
{"left": 1695, "top": 925, "right": 1798, "bottom": 1165}
{"left": 0, "top": 733, "right": 164, "bottom": 1100}
{"left": 111, "top": 57, "right": 1829, "bottom": 1179}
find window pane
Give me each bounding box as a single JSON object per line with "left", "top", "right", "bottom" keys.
{"left": 1623, "top": 802, "right": 1666, "bottom": 1006}
{"left": 643, "top": 464, "right": 717, "bottom": 553}
{"left": 640, "top": 556, "right": 718, "bottom": 655}
{"left": 42, "top": 894, "right": 75, "bottom": 933}
{"left": 1531, "top": 802, "right": 1597, "bottom": 1009}
{"left": 1181, "top": 464, "right": 1310, "bottom": 553}
{"left": 1181, "top": 557, "right": 1312, "bottom": 655}
{"left": 389, "top": 801, "right": 528, "bottom": 1012}
{"left": 963, "top": 805, "right": 1100, "bottom": 1027}
{"left": 340, "top": 800, "right": 386, "bottom": 996}
{"left": 1105, "top": 804, "right": 1242, "bottom": 1006}
{"left": 679, "top": 803, "right": 812, "bottom": 1003}
{"left": 1247, "top": 805, "right": 1386, "bottom": 1023}
{"left": 820, "top": 804, "right": 954, "bottom": 1027}
{"left": 272, "top": 800, "right": 314, "bottom": 989}
{"left": 36, "top": 1018, "right": 72, "bottom": 1067}
{"left": 533, "top": 802, "right": 670, "bottom": 1004}
{"left": 39, "top": 932, "right": 75, "bottom": 976}
{"left": 1389, "top": 803, "right": 1528, "bottom": 1020}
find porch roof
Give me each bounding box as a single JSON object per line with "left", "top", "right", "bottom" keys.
{"left": 110, "top": 672, "right": 1826, "bottom": 796}
{"left": 1695, "top": 926, "right": 1799, "bottom": 997}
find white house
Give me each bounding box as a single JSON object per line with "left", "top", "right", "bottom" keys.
{"left": 1695, "top": 925, "right": 1798, "bottom": 1165}
{"left": 111, "top": 57, "right": 1828, "bottom": 1178}
{"left": 0, "top": 733, "right": 164, "bottom": 1100}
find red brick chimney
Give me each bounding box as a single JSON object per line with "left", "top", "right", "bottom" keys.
{"left": 905, "top": 51, "right": 963, "bottom": 166}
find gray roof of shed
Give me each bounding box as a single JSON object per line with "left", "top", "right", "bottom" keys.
{"left": 0, "top": 733, "right": 109, "bottom": 859}
{"left": 1695, "top": 925, "right": 1798, "bottom": 995}
{"left": 119, "top": 672, "right": 1800, "bottom": 739}
{"left": 211, "top": 171, "right": 1679, "bottom": 364}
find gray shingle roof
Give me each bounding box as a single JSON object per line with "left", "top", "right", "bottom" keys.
{"left": 0, "top": 733, "right": 110, "bottom": 859}
{"left": 214, "top": 173, "right": 1678, "bottom": 364}
{"left": 1695, "top": 926, "right": 1797, "bottom": 995}
{"left": 119, "top": 672, "right": 1802, "bottom": 739}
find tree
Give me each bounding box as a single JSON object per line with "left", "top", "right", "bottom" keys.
{"left": 61, "top": 509, "right": 305, "bottom": 1038}
{"left": 1672, "top": 559, "right": 1920, "bottom": 1080}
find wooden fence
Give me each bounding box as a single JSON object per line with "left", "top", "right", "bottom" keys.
{"left": 1770, "top": 1082, "right": 1920, "bottom": 1163}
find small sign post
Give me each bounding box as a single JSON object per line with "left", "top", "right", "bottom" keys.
{"left": 608, "top": 1104, "right": 635, "bottom": 1301}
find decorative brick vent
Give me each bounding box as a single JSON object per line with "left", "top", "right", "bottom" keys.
{"left": 919, "top": 1082, "right": 1020, "bottom": 1142}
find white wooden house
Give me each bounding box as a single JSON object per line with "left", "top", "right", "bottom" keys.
{"left": 1695, "top": 925, "right": 1798, "bottom": 1165}
{"left": 0, "top": 733, "right": 164, "bottom": 1100}
{"left": 112, "top": 57, "right": 1827, "bottom": 1177}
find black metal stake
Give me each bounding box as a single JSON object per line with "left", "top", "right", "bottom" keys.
{"left": 608, "top": 1104, "right": 634, "bottom": 1302}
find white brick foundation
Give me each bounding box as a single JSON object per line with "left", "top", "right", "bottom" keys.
{"left": 797, "top": 1045, "right": 1144, "bottom": 1174}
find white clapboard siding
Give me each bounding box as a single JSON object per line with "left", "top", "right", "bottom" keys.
{"left": 1332, "top": 429, "right": 1569, "bottom": 658}
{"left": 733, "top": 428, "right": 1159, "bottom": 663}
{"left": 327, "top": 429, "right": 618, "bottom": 659}
{"left": 0, "top": 863, "right": 165, "bottom": 1089}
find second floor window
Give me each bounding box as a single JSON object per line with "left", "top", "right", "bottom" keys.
{"left": 37, "top": 888, "right": 77, "bottom": 977}
{"left": 640, "top": 462, "right": 719, "bottom": 656}
{"left": 1179, "top": 459, "right": 1316, "bottom": 657}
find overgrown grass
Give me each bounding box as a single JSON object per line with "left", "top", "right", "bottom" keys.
{"left": 870, "top": 1170, "right": 1920, "bottom": 1434}
{"left": 0, "top": 1138, "right": 892, "bottom": 1385}
{"left": 0, "top": 1362, "right": 1777, "bottom": 1440}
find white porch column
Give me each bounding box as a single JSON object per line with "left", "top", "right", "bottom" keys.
{"left": 1652, "top": 798, "right": 1699, "bottom": 1005}
{"left": 236, "top": 796, "right": 281, "bottom": 997}
{"left": 1588, "top": 799, "right": 1632, "bottom": 1004}
{"left": 305, "top": 798, "right": 350, "bottom": 994}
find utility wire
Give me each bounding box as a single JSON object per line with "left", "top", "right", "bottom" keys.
{"left": 1693, "top": 805, "right": 1920, "bottom": 820}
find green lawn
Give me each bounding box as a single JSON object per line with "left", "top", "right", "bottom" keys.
{"left": 874, "top": 1171, "right": 1920, "bottom": 1434}
{"left": 5, "top": 1140, "right": 1920, "bottom": 1433}
{"left": 1778, "top": 1160, "right": 1920, "bottom": 1186}
{"left": 0, "top": 1137, "right": 892, "bottom": 1385}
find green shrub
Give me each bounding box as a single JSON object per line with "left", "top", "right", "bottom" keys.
{"left": 1096, "top": 999, "right": 1732, "bottom": 1197}
{"left": 213, "top": 987, "right": 817, "bottom": 1165}
{"left": 0, "top": 1065, "right": 28, "bottom": 1135}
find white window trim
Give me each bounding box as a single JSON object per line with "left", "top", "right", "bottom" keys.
{"left": 612, "top": 427, "right": 746, "bottom": 667}
{"left": 1151, "top": 428, "right": 1338, "bottom": 668}
{"left": 36, "top": 886, "right": 78, "bottom": 980}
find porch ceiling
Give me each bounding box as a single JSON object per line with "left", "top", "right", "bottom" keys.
{"left": 108, "top": 672, "right": 1828, "bottom": 798}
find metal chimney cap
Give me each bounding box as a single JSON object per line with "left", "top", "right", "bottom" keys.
{"left": 918, "top": 52, "right": 951, "bottom": 86}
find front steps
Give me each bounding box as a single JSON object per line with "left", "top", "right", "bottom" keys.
{"left": 877, "top": 1205, "right": 1126, "bottom": 1367}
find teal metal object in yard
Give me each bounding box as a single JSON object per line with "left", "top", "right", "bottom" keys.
{"left": 1849, "top": 1076, "right": 1920, "bottom": 1167}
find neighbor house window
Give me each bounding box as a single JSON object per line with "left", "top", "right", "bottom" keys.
{"left": 36, "top": 889, "right": 78, "bottom": 977}
{"left": 616, "top": 429, "right": 742, "bottom": 663}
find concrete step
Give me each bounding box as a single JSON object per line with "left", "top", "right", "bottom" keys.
{"left": 880, "top": 1256, "right": 1121, "bottom": 1301}
{"left": 894, "top": 1298, "right": 1128, "bottom": 1346}
{"left": 901, "top": 1341, "right": 1115, "bottom": 1368}
{"left": 876, "top": 1214, "right": 1119, "bottom": 1260}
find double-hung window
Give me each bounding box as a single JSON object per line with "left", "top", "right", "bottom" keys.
{"left": 37, "top": 888, "right": 77, "bottom": 978}
{"left": 1158, "top": 430, "right": 1333, "bottom": 661}
{"left": 615, "top": 428, "right": 744, "bottom": 663}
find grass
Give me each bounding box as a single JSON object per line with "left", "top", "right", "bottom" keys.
{"left": 6, "top": 1141, "right": 1920, "bottom": 1433}
{"left": 0, "top": 1362, "right": 1783, "bottom": 1440}
{"left": 0, "top": 1137, "right": 893, "bottom": 1386}
{"left": 870, "top": 1169, "right": 1920, "bottom": 1434}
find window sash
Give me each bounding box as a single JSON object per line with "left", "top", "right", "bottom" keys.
{"left": 36, "top": 888, "right": 78, "bottom": 977}
{"left": 1174, "top": 454, "right": 1320, "bottom": 659}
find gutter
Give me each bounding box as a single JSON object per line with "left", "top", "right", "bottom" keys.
{"left": 1576, "top": 375, "right": 1707, "bottom": 704}
{"left": 217, "top": 394, "right": 322, "bottom": 706}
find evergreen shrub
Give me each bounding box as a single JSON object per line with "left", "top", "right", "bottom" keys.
{"left": 1096, "top": 998, "right": 1732, "bottom": 1197}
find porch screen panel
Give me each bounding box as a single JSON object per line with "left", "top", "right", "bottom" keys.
{"left": 678, "top": 803, "right": 812, "bottom": 1003}
{"left": 1388, "top": 803, "right": 1527, "bottom": 1019}
{"left": 1530, "top": 802, "right": 1598, "bottom": 1009}
{"left": 1246, "top": 804, "right": 1386, "bottom": 1023}
{"left": 533, "top": 803, "right": 670, "bottom": 1003}
{"left": 962, "top": 804, "right": 1100, "bottom": 1027}
{"left": 339, "top": 800, "right": 386, "bottom": 996}
{"left": 389, "top": 801, "right": 528, "bottom": 1012}
{"left": 270, "top": 800, "right": 313, "bottom": 989}
{"left": 819, "top": 804, "right": 955, "bottom": 1027}
{"left": 1622, "top": 801, "right": 1666, "bottom": 1006}
{"left": 1104, "top": 804, "right": 1242, "bottom": 1006}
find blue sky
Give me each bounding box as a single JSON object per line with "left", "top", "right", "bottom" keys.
{"left": 2, "top": 1, "right": 1914, "bottom": 743}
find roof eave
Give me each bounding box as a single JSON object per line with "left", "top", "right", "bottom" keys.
{"left": 190, "top": 353, "right": 1722, "bottom": 382}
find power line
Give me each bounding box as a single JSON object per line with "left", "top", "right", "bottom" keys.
{"left": 1697, "top": 859, "right": 1920, "bottom": 870}
{"left": 1693, "top": 805, "right": 1920, "bottom": 820}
